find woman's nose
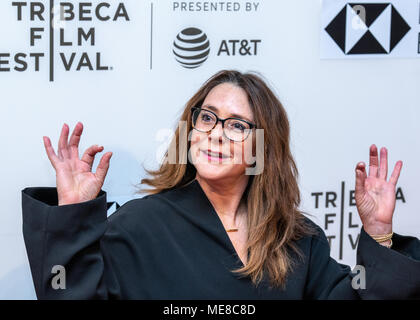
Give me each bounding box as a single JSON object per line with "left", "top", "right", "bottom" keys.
{"left": 208, "top": 121, "right": 225, "bottom": 140}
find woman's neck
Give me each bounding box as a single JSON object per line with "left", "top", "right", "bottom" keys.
{"left": 195, "top": 174, "right": 249, "bottom": 223}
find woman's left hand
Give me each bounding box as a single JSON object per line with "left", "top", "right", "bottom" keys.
{"left": 354, "top": 145, "right": 403, "bottom": 236}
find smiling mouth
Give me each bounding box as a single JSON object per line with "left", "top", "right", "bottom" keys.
{"left": 201, "top": 149, "right": 230, "bottom": 161}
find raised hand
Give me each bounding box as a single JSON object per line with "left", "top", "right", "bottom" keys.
{"left": 43, "top": 122, "right": 113, "bottom": 206}
{"left": 354, "top": 144, "right": 403, "bottom": 237}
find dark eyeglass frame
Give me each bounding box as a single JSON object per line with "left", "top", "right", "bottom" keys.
{"left": 191, "top": 106, "right": 257, "bottom": 142}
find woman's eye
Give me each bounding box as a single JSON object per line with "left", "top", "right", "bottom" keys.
{"left": 231, "top": 122, "right": 246, "bottom": 131}
{"left": 201, "top": 114, "right": 212, "bottom": 122}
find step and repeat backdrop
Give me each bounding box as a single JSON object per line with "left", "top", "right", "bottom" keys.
{"left": 0, "top": 0, "right": 419, "bottom": 299}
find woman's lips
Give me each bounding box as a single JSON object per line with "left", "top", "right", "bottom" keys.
{"left": 201, "top": 149, "right": 229, "bottom": 162}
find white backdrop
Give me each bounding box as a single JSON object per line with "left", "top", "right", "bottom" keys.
{"left": 0, "top": 0, "right": 419, "bottom": 299}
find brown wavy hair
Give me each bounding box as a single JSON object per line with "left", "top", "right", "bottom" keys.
{"left": 138, "top": 70, "right": 317, "bottom": 289}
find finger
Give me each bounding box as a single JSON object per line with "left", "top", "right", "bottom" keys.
{"left": 68, "top": 122, "right": 83, "bottom": 158}
{"left": 389, "top": 161, "right": 403, "bottom": 186}
{"left": 81, "top": 145, "right": 104, "bottom": 169}
{"left": 57, "top": 123, "right": 70, "bottom": 159}
{"left": 94, "top": 152, "right": 112, "bottom": 183}
{"left": 379, "top": 147, "right": 388, "bottom": 180}
{"left": 43, "top": 136, "right": 59, "bottom": 168}
{"left": 368, "top": 144, "right": 379, "bottom": 178}
{"left": 355, "top": 162, "right": 367, "bottom": 198}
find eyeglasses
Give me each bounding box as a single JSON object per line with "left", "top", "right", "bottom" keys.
{"left": 191, "top": 107, "right": 256, "bottom": 142}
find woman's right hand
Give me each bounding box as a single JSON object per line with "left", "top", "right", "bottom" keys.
{"left": 43, "top": 122, "right": 113, "bottom": 206}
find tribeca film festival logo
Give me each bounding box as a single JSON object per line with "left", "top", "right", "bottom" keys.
{"left": 0, "top": 1, "right": 130, "bottom": 81}
{"left": 325, "top": 3, "right": 413, "bottom": 54}
{"left": 172, "top": 27, "right": 261, "bottom": 69}
{"left": 311, "top": 181, "right": 406, "bottom": 260}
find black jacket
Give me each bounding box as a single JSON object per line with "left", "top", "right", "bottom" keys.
{"left": 22, "top": 179, "right": 420, "bottom": 299}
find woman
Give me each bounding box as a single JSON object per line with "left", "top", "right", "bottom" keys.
{"left": 22, "top": 70, "right": 420, "bottom": 299}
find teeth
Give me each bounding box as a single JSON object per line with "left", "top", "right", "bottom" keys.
{"left": 206, "top": 150, "right": 224, "bottom": 158}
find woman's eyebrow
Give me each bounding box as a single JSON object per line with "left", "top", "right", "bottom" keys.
{"left": 203, "top": 104, "right": 253, "bottom": 123}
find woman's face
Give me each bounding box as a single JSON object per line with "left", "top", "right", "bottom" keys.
{"left": 189, "top": 82, "right": 255, "bottom": 182}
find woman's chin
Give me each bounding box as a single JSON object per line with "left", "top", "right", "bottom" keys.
{"left": 194, "top": 164, "right": 232, "bottom": 181}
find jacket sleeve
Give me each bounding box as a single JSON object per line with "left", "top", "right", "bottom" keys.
{"left": 21, "top": 187, "right": 128, "bottom": 300}
{"left": 304, "top": 223, "right": 420, "bottom": 300}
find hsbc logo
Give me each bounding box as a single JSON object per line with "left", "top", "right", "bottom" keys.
{"left": 321, "top": 1, "right": 420, "bottom": 59}
{"left": 325, "top": 3, "right": 411, "bottom": 54}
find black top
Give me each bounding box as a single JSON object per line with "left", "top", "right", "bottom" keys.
{"left": 22, "top": 179, "right": 420, "bottom": 299}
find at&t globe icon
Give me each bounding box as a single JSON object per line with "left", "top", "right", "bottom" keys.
{"left": 173, "top": 27, "right": 210, "bottom": 69}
